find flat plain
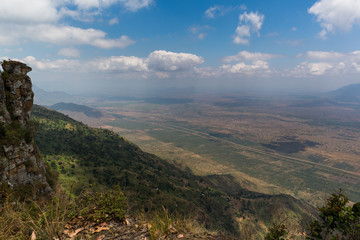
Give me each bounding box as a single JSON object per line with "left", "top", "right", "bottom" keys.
{"left": 80, "top": 93, "right": 360, "bottom": 204}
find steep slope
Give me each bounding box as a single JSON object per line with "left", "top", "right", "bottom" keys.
{"left": 32, "top": 105, "right": 239, "bottom": 235}
{"left": 0, "top": 61, "right": 52, "bottom": 200}
{"left": 32, "top": 105, "right": 316, "bottom": 238}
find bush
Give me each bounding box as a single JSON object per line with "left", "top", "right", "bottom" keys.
{"left": 75, "top": 185, "right": 127, "bottom": 222}
{"left": 265, "top": 223, "right": 287, "bottom": 240}
{"left": 306, "top": 191, "right": 360, "bottom": 240}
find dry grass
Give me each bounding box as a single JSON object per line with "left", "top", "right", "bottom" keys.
{"left": 0, "top": 188, "right": 71, "bottom": 240}
{"left": 144, "top": 207, "right": 215, "bottom": 240}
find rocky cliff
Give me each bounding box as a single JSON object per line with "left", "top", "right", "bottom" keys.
{"left": 0, "top": 60, "right": 51, "bottom": 199}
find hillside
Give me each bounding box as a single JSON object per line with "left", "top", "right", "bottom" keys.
{"left": 31, "top": 105, "right": 316, "bottom": 238}
{"left": 49, "top": 102, "right": 103, "bottom": 118}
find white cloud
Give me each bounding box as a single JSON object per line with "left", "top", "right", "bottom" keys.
{"left": 291, "top": 50, "right": 360, "bottom": 77}
{"left": 21, "top": 50, "right": 275, "bottom": 79}
{"left": 120, "top": 0, "right": 153, "bottom": 12}
{"left": 19, "top": 49, "right": 360, "bottom": 82}
{"left": 234, "top": 25, "right": 251, "bottom": 45}
{"left": 109, "top": 17, "right": 119, "bottom": 25}
{"left": 195, "top": 51, "right": 274, "bottom": 78}
{"left": 147, "top": 50, "right": 204, "bottom": 72}
{"left": 23, "top": 56, "right": 81, "bottom": 70}
{"left": 205, "top": 5, "right": 245, "bottom": 18}
{"left": 309, "top": 0, "right": 360, "bottom": 38}
{"left": 71, "top": 0, "right": 102, "bottom": 9}
{"left": 291, "top": 62, "right": 333, "bottom": 76}
{"left": 302, "top": 51, "right": 345, "bottom": 60}
{"left": 220, "top": 60, "right": 270, "bottom": 75}
{"left": 205, "top": 5, "right": 226, "bottom": 18}
{"left": 22, "top": 55, "right": 147, "bottom": 73}
{"left": 0, "top": 24, "right": 135, "bottom": 48}
{"left": 223, "top": 51, "right": 278, "bottom": 63}
{"left": 233, "top": 11, "right": 264, "bottom": 45}
{"left": 58, "top": 47, "right": 81, "bottom": 58}
{"left": 0, "top": 0, "right": 149, "bottom": 49}
{"left": 18, "top": 50, "right": 204, "bottom": 76}
{"left": 0, "top": 0, "right": 59, "bottom": 23}
{"left": 95, "top": 56, "right": 148, "bottom": 72}
{"left": 68, "top": 0, "right": 152, "bottom": 11}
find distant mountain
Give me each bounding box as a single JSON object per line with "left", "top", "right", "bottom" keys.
{"left": 287, "top": 84, "right": 360, "bottom": 108}
{"left": 33, "top": 85, "right": 85, "bottom": 106}
{"left": 49, "top": 102, "right": 103, "bottom": 118}
{"left": 328, "top": 83, "right": 360, "bottom": 102}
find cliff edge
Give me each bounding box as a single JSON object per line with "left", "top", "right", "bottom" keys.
{"left": 0, "top": 60, "right": 51, "bottom": 199}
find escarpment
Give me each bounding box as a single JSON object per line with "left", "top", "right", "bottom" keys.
{"left": 0, "top": 60, "right": 51, "bottom": 199}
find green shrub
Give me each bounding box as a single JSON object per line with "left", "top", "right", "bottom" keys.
{"left": 306, "top": 191, "right": 360, "bottom": 240}
{"left": 75, "top": 185, "right": 127, "bottom": 222}
{"left": 265, "top": 223, "right": 287, "bottom": 240}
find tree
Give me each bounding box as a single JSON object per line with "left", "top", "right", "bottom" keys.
{"left": 265, "top": 223, "right": 287, "bottom": 240}
{"left": 306, "top": 190, "right": 360, "bottom": 240}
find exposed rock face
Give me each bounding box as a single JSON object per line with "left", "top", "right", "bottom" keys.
{"left": 0, "top": 60, "right": 51, "bottom": 199}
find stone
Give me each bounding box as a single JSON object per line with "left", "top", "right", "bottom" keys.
{"left": 0, "top": 60, "right": 51, "bottom": 199}
{"left": 2, "top": 61, "right": 32, "bottom": 75}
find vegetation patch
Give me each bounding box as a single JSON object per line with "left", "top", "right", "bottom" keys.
{"left": 262, "top": 139, "right": 319, "bottom": 154}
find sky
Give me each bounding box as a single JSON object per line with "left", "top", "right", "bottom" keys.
{"left": 1, "top": 0, "right": 360, "bottom": 95}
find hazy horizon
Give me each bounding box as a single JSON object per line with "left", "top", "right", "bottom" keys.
{"left": 1, "top": 0, "right": 360, "bottom": 95}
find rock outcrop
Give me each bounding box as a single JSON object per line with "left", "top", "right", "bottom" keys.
{"left": 0, "top": 60, "right": 51, "bottom": 199}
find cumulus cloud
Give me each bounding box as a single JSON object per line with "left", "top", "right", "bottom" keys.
{"left": 17, "top": 50, "right": 204, "bottom": 77}
{"left": 290, "top": 50, "right": 360, "bottom": 77}
{"left": 221, "top": 61, "right": 270, "bottom": 74}
{"left": 0, "top": 0, "right": 59, "bottom": 24}
{"left": 147, "top": 50, "right": 204, "bottom": 72}
{"left": 0, "top": 0, "right": 149, "bottom": 49}
{"left": 223, "top": 51, "right": 278, "bottom": 63}
{"left": 96, "top": 56, "right": 148, "bottom": 72}
{"left": 293, "top": 62, "right": 333, "bottom": 76}
{"left": 309, "top": 0, "right": 360, "bottom": 38}
{"left": 194, "top": 51, "right": 274, "bottom": 78}
{"left": 58, "top": 47, "right": 81, "bottom": 58}
{"left": 21, "top": 55, "right": 148, "bottom": 73}
{"left": 233, "top": 11, "right": 264, "bottom": 45}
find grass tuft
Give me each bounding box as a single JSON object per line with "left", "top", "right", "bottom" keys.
{"left": 147, "top": 207, "right": 215, "bottom": 240}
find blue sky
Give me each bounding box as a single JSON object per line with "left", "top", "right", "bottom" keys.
{"left": 1, "top": 0, "right": 360, "bottom": 94}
